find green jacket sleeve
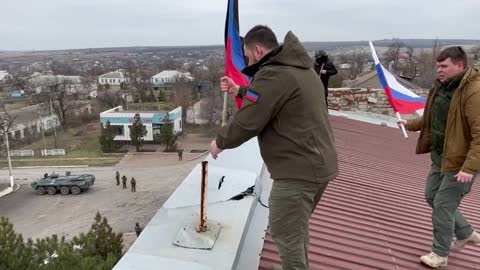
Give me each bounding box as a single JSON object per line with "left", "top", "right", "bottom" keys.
{"left": 216, "top": 69, "right": 289, "bottom": 149}
{"left": 461, "top": 85, "right": 480, "bottom": 174}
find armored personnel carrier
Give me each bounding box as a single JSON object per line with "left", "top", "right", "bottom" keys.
{"left": 31, "top": 173, "right": 95, "bottom": 195}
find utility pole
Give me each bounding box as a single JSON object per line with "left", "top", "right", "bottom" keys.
{"left": 37, "top": 111, "right": 47, "bottom": 155}
{"left": 49, "top": 99, "right": 58, "bottom": 148}
{"left": 3, "top": 128, "right": 13, "bottom": 188}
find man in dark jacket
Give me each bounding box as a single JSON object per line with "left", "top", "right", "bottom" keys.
{"left": 314, "top": 50, "right": 337, "bottom": 106}
{"left": 211, "top": 25, "right": 338, "bottom": 270}
{"left": 130, "top": 177, "right": 136, "bottom": 192}
{"left": 121, "top": 175, "right": 127, "bottom": 189}
{"left": 135, "top": 222, "right": 142, "bottom": 237}
{"left": 115, "top": 171, "right": 120, "bottom": 186}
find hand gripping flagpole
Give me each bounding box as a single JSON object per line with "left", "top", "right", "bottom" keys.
{"left": 396, "top": 112, "right": 408, "bottom": 139}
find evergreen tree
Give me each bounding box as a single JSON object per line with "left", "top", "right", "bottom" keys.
{"left": 0, "top": 217, "right": 36, "bottom": 270}
{"left": 99, "top": 120, "right": 115, "bottom": 153}
{"left": 0, "top": 213, "right": 123, "bottom": 270}
{"left": 87, "top": 212, "right": 123, "bottom": 260}
{"left": 160, "top": 113, "right": 177, "bottom": 152}
{"left": 129, "top": 113, "right": 147, "bottom": 152}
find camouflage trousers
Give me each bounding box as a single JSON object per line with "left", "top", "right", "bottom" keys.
{"left": 269, "top": 179, "right": 329, "bottom": 270}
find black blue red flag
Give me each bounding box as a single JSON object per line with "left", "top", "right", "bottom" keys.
{"left": 225, "top": 0, "right": 250, "bottom": 109}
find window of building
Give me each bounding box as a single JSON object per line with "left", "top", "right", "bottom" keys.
{"left": 15, "top": 130, "right": 22, "bottom": 139}
{"left": 112, "top": 125, "right": 124, "bottom": 136}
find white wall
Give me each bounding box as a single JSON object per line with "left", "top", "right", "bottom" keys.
{"left": 98, "top": 77, "right": 126, "bottom": 86}
{"left": 173, "top": 118, "right": 182, "bottom": 134}
{"left": 112, "top": 123, "right": 153, "bottom": 142}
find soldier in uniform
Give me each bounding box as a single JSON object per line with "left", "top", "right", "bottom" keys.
{"left": 211, "top": 25, "right": 338, "bottom": 270}
{"left": 115, "top": 171, "right": 120, "bottom": 186}
{"left": 122, "top": 175, "right": 127, "bottom": 189}
{"left": 177, "top": 148, "right": 184, "bottom": 161}
{"left": 135, "top": 222, "right": 142, "bottom": 237}
{"left": 131, "top": 177, "right": 136, "bottom": 192}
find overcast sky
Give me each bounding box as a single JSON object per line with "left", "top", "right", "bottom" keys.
{"left": 1, "top": 0, "right": 479, "bottom": 51}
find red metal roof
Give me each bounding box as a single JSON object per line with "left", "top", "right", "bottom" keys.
{"left": 259, "top": 116, "right": 480, "bottom": 270}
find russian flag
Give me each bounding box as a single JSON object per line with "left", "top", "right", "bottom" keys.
{"left": 369, "top": 41, "right": 426, "bottom": 116}
{"left": 225, "top": 0, "right": 250, "bottom": 109}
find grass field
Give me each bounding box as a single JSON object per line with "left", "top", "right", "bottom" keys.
{"left": 9, "top": 121, "right": 123, "bottom": 167}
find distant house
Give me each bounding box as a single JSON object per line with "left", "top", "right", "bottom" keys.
{"left": 151, "top": 70, "right": 193, "bottom": 89}
{"left": 0, "top": 70, "right": 12, "bottom": 83}
{"left": 76, "top": 89, "right": 97, "bottom": 99}
{"left": 98, "top": 69, "right": 128, "bottom": 86}
{"left": 343, "top": 70, "right": 425, "bottom": 94}
{"left": 28, "top": 75, "right": 84, "bottom": 94}
{"left": 0, "top": 101, "right": 91, "bottom": 142}
{"left": 11, "top": 91, "right": 24, "bottom": 97}
{"left": 339, "top": 63, "right": 353, "bottom": 70}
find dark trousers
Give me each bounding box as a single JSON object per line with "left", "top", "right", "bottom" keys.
{"left": 122, "top": 182, "right": 127, "bottom": 189}
{"left": 131, "top": 185, "right": 136, "bottom": 192}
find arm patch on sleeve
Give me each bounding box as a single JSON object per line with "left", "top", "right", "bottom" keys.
{"left": 245, "top": 89, "right": 260, "bottom": 103}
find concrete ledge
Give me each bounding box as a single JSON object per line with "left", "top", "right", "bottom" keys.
{"left": 113, "top": 138, "right": 270, "bottom": 270}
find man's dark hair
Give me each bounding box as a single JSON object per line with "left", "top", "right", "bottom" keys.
{"left": 437, "top": 46, "right": 468, "bottom": 67}
{"left": 243, "top": 25, "right": 279, "bottom": 50}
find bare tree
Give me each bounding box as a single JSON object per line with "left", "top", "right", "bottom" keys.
{"left": 404, "top": 46, "right": 417, "bottom": 79}
{"left": 173, "top": 74, "right": 196, "bottom": 132}
{"left": 125, "top": 67, "right": 153, "bottom": 102}
{"left": 414, "top": 49, "right": 437, "bottom": 88}
{"left": 97, "top": 90, "right": 125, "bottom": 109}
{"left": 0, "top": 104, "right": 17, "bottom": 138}
{"left": 201, "top": 58, "right": 225, "bottom": 127}
{"left": 384, "top": 39, "right": 405, "bottom": 72}
{"left": 39, "top": 78, "right": 78, "bottom": 126}
{"left": 0, "top": 104, "right": 16, "bottom": 187}
{"left": 50, "top": 60, "right": 77, "bottom": 75}
{"left": 80, "top": 76, "right": 95, "bottom": 91}
{"left": 336, "top": 50, "right": 368, "bottom": 80}
{"left": 350, "top": 50, "right": 368, "bottom": 79}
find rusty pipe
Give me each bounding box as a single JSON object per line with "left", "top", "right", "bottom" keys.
{"left": 198, "top": 161, "right": 208, "bottom": 232}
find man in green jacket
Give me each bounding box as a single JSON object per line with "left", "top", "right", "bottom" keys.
{"left": 210, "top": 25, "right": 338, "bottom": 270}
{"left": 399, "top": 47, "right": 480, "bottom": 268}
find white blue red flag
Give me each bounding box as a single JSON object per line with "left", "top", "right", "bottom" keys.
{"left": 225, "top": 0, "right": 250, "bottom": 109}
{"left": 369, "top": 41, "right": 425, "bottom": 116}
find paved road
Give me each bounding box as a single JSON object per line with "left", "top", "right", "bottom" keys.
{"left": 0, "top": 157, "right": 201, "bottom": 240}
